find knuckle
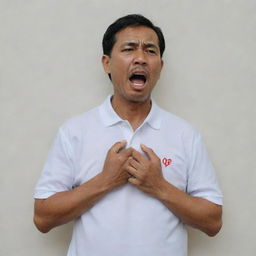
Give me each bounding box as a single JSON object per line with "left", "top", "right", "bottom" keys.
{"left": 127, "top": 147, "right": 133, "bottom": 152}
{"left": 132, "top": 150, "right": 137, "bottom": 157}
{"left": 118, "top": 155, "right": 126, "bottom": 163}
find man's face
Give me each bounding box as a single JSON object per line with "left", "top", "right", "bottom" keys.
{"left": 102, "top": 26, "right": 163, "bottom": 103}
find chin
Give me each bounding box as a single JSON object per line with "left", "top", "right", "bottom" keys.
{"left": 125, "top": 93, "right": 151, "bottom": 103}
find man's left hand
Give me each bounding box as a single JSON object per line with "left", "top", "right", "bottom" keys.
{"left": 125, "top": 144, "right": 165, "bottom": 198}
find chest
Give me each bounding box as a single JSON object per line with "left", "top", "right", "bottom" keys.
{"left": 73, "top": 124, "right": 188, "bottom": 191}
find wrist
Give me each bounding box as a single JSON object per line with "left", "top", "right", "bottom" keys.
{"left": 95, "top": 172, "right": 116, "bottom": 192}
{"left": 155, "top": 178, "right": 172, "bottom": 201}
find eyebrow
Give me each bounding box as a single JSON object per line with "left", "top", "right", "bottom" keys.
{"left": 121, "top": 41, "right": 159, "bottom": 50}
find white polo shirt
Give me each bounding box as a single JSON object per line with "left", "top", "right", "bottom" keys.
{"left": 34, "top": 95, "right": 223, "bottom": 256}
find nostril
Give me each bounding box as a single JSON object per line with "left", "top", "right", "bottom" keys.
{"left": 134, "top": 58, "right": 147, "bottom": 65}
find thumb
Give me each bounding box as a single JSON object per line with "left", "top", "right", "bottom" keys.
{"left": 141, "top": 144, "right": 156, "bottom": 160}
{"left": 111, "top": 140, "right": 127, "bottom": 153}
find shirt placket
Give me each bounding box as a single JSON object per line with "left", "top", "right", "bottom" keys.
{"left": 120, "top": 121, "right": 143, "bottom": 151}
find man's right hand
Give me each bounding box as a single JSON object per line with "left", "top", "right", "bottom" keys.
{"left": 101, "top": 140, "right": 133, "bottom": 189}
{"left": 34, "top": 140, "right": 133, "bottom": 233}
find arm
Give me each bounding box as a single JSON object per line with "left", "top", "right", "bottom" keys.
{"left": 156, "top": 180, "right": 222, "bottom": 236}
{"left": 126, "top": 144, "right": 222, "bottom": 237}
{"left": 34, "top": 141, "right": 133, "bottom": 233}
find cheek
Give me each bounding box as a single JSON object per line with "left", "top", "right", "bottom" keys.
{"left": 155, "top": 63, "right": 163, "bottom": 78}
{"left": 111, "top": 59, "right": 130, "bottom": 76}
{"left": 151, "top": 67, "right": 162, "bottom": 81}
{"left": 149, "top": 60, "right": 162, "bottom": 75}
{"left": 110, "top": 65, "right": 128, "bottom": 86}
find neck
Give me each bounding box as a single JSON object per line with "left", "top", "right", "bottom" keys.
{"left": 111, "top": 95, "right": 152, "bottom": 131}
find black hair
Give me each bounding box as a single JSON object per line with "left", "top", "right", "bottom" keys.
{"left": 102, "top": 14, "right": 165, "bottom": 58}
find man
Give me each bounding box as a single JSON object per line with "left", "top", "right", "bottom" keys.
{"left": 34, "top": 14, "right": 223, "bottom": 256}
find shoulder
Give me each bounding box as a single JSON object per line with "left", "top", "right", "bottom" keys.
{"left": 158, "top": 106, "right": 199, "bottom": 137}
{"left": 59, "top": 105, "right": 101, "bottom": 136}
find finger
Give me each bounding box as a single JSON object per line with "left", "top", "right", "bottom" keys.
{"left": 125, "top": 164, "right": 140, "bottom": 178}
{"left": 129, "top": 157, "right": 141, "bottom": 170}
{"left": 141, "top": 144, "right": 157, "bottom": 160}
{"left": 111, "top": 140, "right": 127, "bottom": 153}
{"left": 132, "top": 150, "right": 146, "bottom": 163}
{"left": 121, "top": 147, "right": 134, "bottom": 157}
{"left": 128, "top": 177, "right": 141, "bottom": 186}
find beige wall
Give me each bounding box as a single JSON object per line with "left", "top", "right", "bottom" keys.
{"left": 1, "top": 0, "right": 255, "bottom": 255}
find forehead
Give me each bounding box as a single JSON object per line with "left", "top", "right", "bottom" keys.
{"left": 114, "top": 26, "right": 159, "bottom": 46}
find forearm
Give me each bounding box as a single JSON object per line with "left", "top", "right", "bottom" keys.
{"left": 34, "top": 142, "right": 133, "bottom": 233}
{"left": 34, "top": 172, "right": 112, "bottom": 233}
{"left": 126, "top": 146, "right": 222, "bottom": 236}
{"left": 157, "top": 180, "right": 222, "bottom": 236}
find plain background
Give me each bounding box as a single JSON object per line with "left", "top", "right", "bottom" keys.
{"left": 0, "top": 0, "right": 255, "bottom": 255}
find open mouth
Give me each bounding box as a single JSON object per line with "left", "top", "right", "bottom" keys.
{"left": 129, "top": 74, "right": 147, "bottom": 88}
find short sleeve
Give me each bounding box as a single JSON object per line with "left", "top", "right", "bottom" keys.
{"left": 186, "top": 132, "right": 223, "bottom": 205}
{"left": 34, "top": 126, "right": 75, "bottom": 199}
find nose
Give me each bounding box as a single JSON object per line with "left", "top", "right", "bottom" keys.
{"left": 133, "top": 49, "right": 147, "bottom": 65}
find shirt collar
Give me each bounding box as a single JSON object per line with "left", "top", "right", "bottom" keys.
{"left": 99, "top": 95, "right": 162, "bottom": 130}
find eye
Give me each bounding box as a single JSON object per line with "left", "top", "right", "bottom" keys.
{"left": 146, "top": 49, "right": 157, "bottom": 55}
{"left": 122, "top": 48, "right": 134, "bottom": 52}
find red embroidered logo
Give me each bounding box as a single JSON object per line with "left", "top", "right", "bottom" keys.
{"left": 162, "top": 158, "right": 172, "bottom": 167}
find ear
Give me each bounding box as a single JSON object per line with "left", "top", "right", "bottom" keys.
{"left": 102, "top": 55, "right": 111, "bottom": 74}
{"left": 160, "top": 59, "right": 164, "bottom": 70}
